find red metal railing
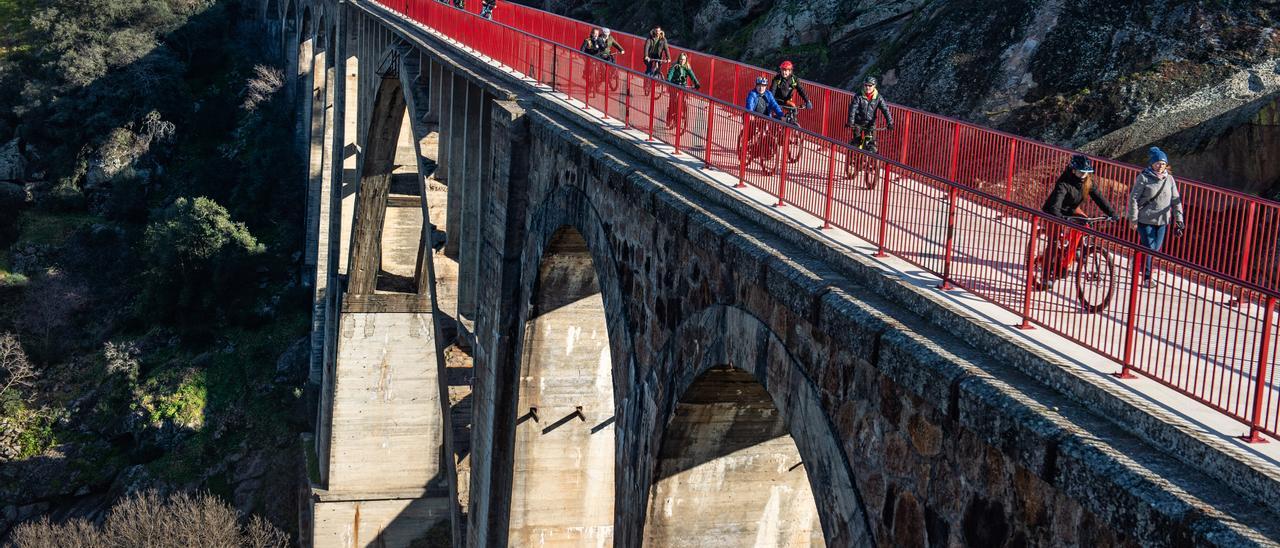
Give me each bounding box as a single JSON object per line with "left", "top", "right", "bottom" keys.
{"left": 380, "top": 0, "right": 1280, "bottom": 441}
{"left": 454, "top": 0, "right": 1280, "bottom": 296}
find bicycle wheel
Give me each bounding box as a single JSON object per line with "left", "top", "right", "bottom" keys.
{"left": 1028, "top": 229, "right": 1052, "bottom": 291}
{"left": 1074, "top": 245, "right": 1117, "bottom": 313}
{"left": 786, "top": 131, "right": 803, "bottom": 163}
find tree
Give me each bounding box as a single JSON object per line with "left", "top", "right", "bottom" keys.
{"left": 142, "top": 196, "right": 264, "bottom": 329}
{"left": 0, "top": 333, "right": 36, "bottom": 399}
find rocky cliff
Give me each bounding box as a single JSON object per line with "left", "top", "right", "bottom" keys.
{"left": 518, "top": 0, "right": 1280, "bottom": 195}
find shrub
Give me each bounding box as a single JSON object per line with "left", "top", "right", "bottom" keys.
{"left": 8, "top": 490, "right": 288, "bottom": 548}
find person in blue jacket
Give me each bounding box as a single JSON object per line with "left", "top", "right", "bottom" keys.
{"left": 745, "top": 75, "right": 784, "bottom": 119}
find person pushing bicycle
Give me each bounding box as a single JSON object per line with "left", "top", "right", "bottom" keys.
{"left": 1038, "top": 155, "right": 1119, "bottom": 289}
{"left": 845, "top": 76, "right": 893, "bottom": 153}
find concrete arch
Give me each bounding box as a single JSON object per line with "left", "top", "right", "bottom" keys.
{"left": 631, "top": 304, "right": 876, "bottom": 547}
{"left": 497, "top": 183, "right": 637, "bottom": 546}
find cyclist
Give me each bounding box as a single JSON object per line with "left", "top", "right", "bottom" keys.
{"left": 746, "top": 75, "right": 784, "bottom": 119}
{"left": 845, "top": 76, "right": 893, "bottom": 153}
{"left": 597, "top": 28, "right": 626, "bottom": 63}
{"left": 480, "top": 0, "right": 496, "bottom": 19}
{"left": 770, "top": 60, "right": 813, "bottom": 118}
{"left": 744, "top": 75, "right": 784, "bottom": 158}
{"left": 581, "top": 29, "right": 605, "bottom": 95}
{"left": 581, "top": 28, "right": 604, "bottom": 56}
{"left": 664, "top": 53, "right": 701, "bottom": 131}
{"left": 644, "top": 27, "right": 671, "bottom": 78}
{"left": 1038, "top": 154, "right": 1119, "bottom": 289}
{"left": 666, "top": 53, "right": 700, "bottom": 90}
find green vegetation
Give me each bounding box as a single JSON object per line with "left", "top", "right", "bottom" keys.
{"left": 0, "top": 0, "right": 307, "bottom": 537}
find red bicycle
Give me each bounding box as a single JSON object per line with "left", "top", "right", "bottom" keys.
{"left": 1030, "top": 216, "right": 1118, "bottom": 313}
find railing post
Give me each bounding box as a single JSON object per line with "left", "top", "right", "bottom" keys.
{"left": 550, "top": 44, "right": 558, "bottom": 91}
{"left": 822, "top": 141, "right": 836, "bottom": 229}
{"left": 603, "top": 64, "right": 612, "bottom": 120}
{"left": 1243, "top": 296, "right": 1276, "bottom": 443}
{"left": 737, "top": 112, "right": 749, "bottom": 187}
{"left": 938, "top": 186, "right": 958, "bottom": 290}
{"left": 624, "top": 72, "right": 632, "bottom": 127}
{"left": 876, "top": 163, "right": 891, "bottom": 257}
{"left": 1020, "top": 216, "right": 1040, "bottom": 330}
{"left": 1005, "top": 140, "right": 1017, "bottom": 203}
{"left": 1117, "top": 250, "right": 1142, "bottom": 379}
{"left": 898, "top": 111, "right": 913, "bottom": 165}
{"left": 647, "top": 79, "right": 657, "bottom": 141}
{"left": 703, "top": 98, "right": 716, "bottom": 168}
{"left": 776, "top": 125, "right": 790, "bottom": 207}
{"left": 733, "top": 64, "right": 741, "bottom": 106}
{"left": 1238, "top": 202, "right": 1258, "bottom": 282}
{"left": 948, "top": 123, "right": 961, "bottom": 181}
{"left": 673, "top": 88, "right": 683, "bottom": 154}
{"left": 820, "top": 88, "right": 831, "bottom": 137}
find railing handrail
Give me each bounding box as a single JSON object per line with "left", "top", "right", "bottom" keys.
{"left": 408, "top": 1, "right": 1280, "bottom": 301}
{"left": 377, "top": 0, "right": 1280, "bottom": 441}
{"left": 488, "top": 0, "right": 1276, "bottom": 208}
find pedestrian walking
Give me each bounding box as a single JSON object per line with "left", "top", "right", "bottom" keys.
{"left": 1126, "top": 146, "right": 1185, "bottom": 288}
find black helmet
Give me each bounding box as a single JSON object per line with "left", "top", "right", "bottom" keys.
{"left": 863, "top": 76, "right": 877, "bottom": 87}
{"left": 1069, "top": 154, "right": 1094, "bottom": 174}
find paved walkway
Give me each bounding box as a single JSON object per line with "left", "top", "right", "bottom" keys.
{"left": 399, "top": 11, "right": 1280, "bottom": 465}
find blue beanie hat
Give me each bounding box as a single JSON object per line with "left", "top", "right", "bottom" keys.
{"left": 1148, "top": 146, "right": 1168, "bottom": 166}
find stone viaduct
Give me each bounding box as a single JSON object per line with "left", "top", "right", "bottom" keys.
{"left": 260, "top": 0, "right": 1280, "bottom": 546}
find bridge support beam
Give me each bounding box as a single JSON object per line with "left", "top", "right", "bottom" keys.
{"left": 463, "top": 98, "right": 530, "bottom": 547}
{"left": 444, "top": 71, "right": 466, "bottom": 260}
{"left": 311, "top": 42, "right": 455, "bottom": 545}
{"left": 312, "top": 310, "right": 449, "bottom": 546}
{"left": 457, "top": 83, "right": 489, "bottom": 327}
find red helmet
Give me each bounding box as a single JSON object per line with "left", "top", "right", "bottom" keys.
{"left": 779, "top": 60, "right": 794, "bottom": 71}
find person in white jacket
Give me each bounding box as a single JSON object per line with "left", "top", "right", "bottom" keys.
{"left": 1126, "top": 147, "right": 1184, "bottom": 288}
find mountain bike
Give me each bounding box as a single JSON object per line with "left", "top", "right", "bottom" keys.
{"left": 1030, "top": 216, "right": 1118, "bottom": 313}
{"left": 842, "top": 123, "right": 888, "bottom": 189}
{"left": 736, "top": 118, "right": 781, "bottom": 175}
{"left": 779, "top": 104, "right": 806, "bottom": 163}
{"left": 645, "top": 58, "right": 670, "bottom": 97}
{"left": 664, "top": 86, "right": 690, "bottom": 138}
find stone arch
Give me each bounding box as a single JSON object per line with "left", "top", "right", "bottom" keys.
{"left": 499, "top": 184, "right": 636, "bottom": 547}
{"left": 633, "top": 305, "right": 875, "bottom": 547}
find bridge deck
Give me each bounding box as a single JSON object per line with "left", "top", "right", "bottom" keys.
{"left": 398, "top": 13, "right": 1280, "bottom": 465}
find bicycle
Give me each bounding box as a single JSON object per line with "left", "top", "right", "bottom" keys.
{"left": 644, "top": 58, "right": 670, "bottom": 97}
{"left": 779, "top": 104, "right": 806, "bottom": 163}
{"left": 1030, "top": 216, "right": 1118, "bottom": 313}
{"left": 736, "top": 117, "right": 781, "bottom": 175}
{"left": 664, "top": 85, "right": 690, "bottom": 138}
{"left": 842, "top": 123, "right": 888, "bottom": 189}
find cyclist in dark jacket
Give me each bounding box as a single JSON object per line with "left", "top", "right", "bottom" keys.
{"left": 581, "top": 28, "right": 603, "bottom": 56}
{"left": 846, "top": 77, "right": 893, "bottom": 153}
{"left": 1037, "top": 155, "right": 1118, "bottom": 289}
{"left": 644, "top": 27, "right": 670, "bottom": 78}
{"left": 480, "top": 0, "right": 496, "bottom": 18}
{"left": 770, "top": 60, "right": 812, "bottom": 111}
{"left": 1041, "top": 155, "right": 1118, "bottom": 219}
